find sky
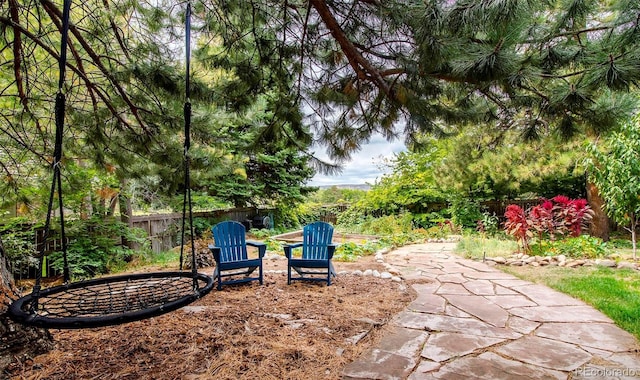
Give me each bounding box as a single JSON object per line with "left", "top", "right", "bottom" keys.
{"left": 307, "top": 134, "right": 406, "bottom": 187}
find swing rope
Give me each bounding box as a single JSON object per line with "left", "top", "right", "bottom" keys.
{"left": 31, "top": 0, "right": 74, "bottom": 313}
{"left": 179, "top": 2, "right": 198, "bottom": 285}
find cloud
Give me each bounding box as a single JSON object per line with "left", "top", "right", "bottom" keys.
{"left": 308, "top": 134, "right": 406, "bottom": 186}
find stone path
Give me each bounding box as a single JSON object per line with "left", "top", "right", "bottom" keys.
{"left": 342, "top": 243, "right": 640, "bottom": 379}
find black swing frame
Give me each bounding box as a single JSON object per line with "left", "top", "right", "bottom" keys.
{"left": 7, "top": 1, "right": 213, "bottom": 329}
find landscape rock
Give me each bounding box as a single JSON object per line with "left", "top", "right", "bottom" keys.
{"left": 617, "top": 261, "right": 638, "bottom": 270}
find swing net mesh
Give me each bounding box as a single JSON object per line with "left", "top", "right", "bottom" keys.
{"left": 10, "top": 272, "right": 214, "bottom": 329}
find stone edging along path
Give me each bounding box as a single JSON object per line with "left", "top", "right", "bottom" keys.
{"left": 263, "top": 249, "right": 404, "bottom": 281}
{"left": 484, "top": 252, "right": 640, "bottom": 270}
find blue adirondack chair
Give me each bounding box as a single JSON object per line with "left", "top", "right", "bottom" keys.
{"left": 283, "top": 221, "right": 337, "bottom": 286}
{"left": 208, "top": 221, "right": 266, "bottom": 290}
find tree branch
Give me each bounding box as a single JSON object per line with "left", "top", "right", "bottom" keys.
{"left": 309, "top": 0, "right": 395, "bottom": 99}
{"left": 40, "top": 0, "right": 152, "bottom": 135}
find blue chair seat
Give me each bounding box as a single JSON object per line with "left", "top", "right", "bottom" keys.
{"left": 209, "top": 221, "right": 266, "bottom": 290}
{"left": 284, "top": 221, "right": 337, "bottom": 286}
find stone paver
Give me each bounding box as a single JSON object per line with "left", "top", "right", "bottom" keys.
{"left": 536, "top": 322, "right": 639, "bottom": 352}
{"left": 343, "top": 243, "right": 640, "bottom": 380}
{"left": 421, "top": 332, "right": 505, "bottom": 362}
{"left": 496, "top": 336, "right": 592, "bottom": 371}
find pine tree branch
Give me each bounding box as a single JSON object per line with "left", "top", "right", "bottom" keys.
{"left": 40, "top": 0, "right": 153, "bottom": 135}
{"left": 309, "top": 0, "right": 394, "bottom": 99}
{"left": 295, "top": 1, "right": 313, "bottom": 98}
{"left": 0, "top": 14, "right": 141, "bottom": 137}
{"left": 8, "top": 0, "right": 25, "bottom": 107}
{"left": 101, "top": 0, "right": 130, "bottom": 60}
{"left": 0, "top": 113, "right": 47, "bottom": 161}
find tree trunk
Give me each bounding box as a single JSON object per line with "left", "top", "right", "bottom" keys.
{"left": 586, "top": 181, "right": 609, "bottom": 242}
{"left": 631, "top": 215, "right": 637, "bottom": 261}
{"left": 0, "top": 237, "right": 53, "bottom": 374}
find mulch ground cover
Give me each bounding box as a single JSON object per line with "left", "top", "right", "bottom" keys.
{"left": 9, "top": 268, "right": 415, "bottom": 380}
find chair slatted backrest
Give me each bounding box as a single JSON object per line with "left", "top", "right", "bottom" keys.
{"left": 212, "top": 221, "right": 248, "bottom": 262}
{"left": 302, "top": 221, "right": 334, "bottom": 260}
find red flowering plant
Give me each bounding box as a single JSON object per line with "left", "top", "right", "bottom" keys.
{"left": 541, "top": 196, "right": 593, "bottom": 238}
{"left": 504, "top": 196, "right": 594, "bottom": 254}
{"left": 528, "top": 201, "right": 555, "bottom": 241}
{"left": 503, "top": 204, "right": 532, "bottom": 253}
{"left": 566, "top": 198, "right": 594, "bottom": 237}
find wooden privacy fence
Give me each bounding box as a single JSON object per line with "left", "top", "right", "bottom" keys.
{"left": 7, "top": 207, "right": 273, "bottom": 280}
{"left": 130, "top": 207, "right": 274, "bottom": 253}
{"left": 481, "top": 199, "right": 541, "bottom": 221}
{"left": 24, "top": 207, "right": 273, "bottom": 256}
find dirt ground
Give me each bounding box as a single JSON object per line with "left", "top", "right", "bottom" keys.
{"left": 8, "top": 255, "right": 417, "bottom": 380}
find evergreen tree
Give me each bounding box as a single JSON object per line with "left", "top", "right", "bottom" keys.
{"left": 202, "top": 0, "right": 638, "bottom": 160}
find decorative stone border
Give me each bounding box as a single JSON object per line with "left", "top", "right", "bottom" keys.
{"left": 263, "top": 249, "right": 404, "bottom": 281}
{"left": 484, "top": 252, "right": 639, "bottom": 270}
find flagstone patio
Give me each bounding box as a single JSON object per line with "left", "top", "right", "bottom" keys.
{"left": 342, "top": 243, "right": 640, "bottom": 380}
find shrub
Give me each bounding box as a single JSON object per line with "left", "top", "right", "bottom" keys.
{"left": 0, "top": 218, "right": 40, "bottom": 277}
{"left": 334, "top": 242, "right": 365, "bottom": 262}
{"left": 504, "top": 196, "right": 594, "bottom": 254}
{"left": 449, "top": 197, "right": 483, "bottom": 229}
{"left": 504, "top": 204, "right": 532, "bottom": 253}
{"left": 412, "top": 211, "right": 450, "bottom": 229}
{"left": 530, "top": 235, "right": 607, "bottom": 259}
{"left": 49, "top": 217, "right": 150, "bottom": 279}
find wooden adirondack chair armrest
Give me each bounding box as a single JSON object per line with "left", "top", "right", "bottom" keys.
{"left": 246, "top": 241, "right": 267, "bottom": 258}
{"left": 283, "top": 242, "right": 304, "bottom": 259}
{"left": 208, "top": 244, "right": 222, "bottom": 263}
{"left": 327, "top": 244, "right": 337, "bottom": 259}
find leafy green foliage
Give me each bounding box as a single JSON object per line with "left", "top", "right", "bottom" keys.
{"left": 48, "top": 217, "right": 150, "bottom": 280}
{"left": 305, "top": 187, "right": 367, "bottom": 205}
{"left": 333, "top": 241, "right": 381, "bottom": 262}
{"left": 530, "top": 235, "right": 607, "bottom": 259}
{"left": 585, "top": 119, "right": 640, "bottom": 258}
{"left": 337, "top": 212, "right": 415, "bottom": 236}
{"left": 455, "top": 235, "right": 518, "bottom": 260}
{"left": 0, "top": 218, "right": 41, "bottom": 275}
{"left": 342, "top": 141, "right": 449, "bottom": 219}
{"left": 448, "top": 197, "right": 483, "bottom": 229}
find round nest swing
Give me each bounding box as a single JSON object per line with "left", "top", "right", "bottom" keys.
{"left": 9, "top": 272, "right": 214, "bottom": 329}
{"left": 7, "top": 1, "right": 213, "bottom": 329}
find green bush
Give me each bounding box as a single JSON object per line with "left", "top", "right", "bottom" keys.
{"left": 338, "top": 212, "right": 415, "bottom": 236}
{"left": 412, "top": 211, "right": 450, "bottom": 229}
{"left": 477, "top": 213, "right": 501, "bottom": 236}
{"left": 449, "top": 197, "right": 483, "bottom": 229}
{"left": 530, "top": 235, "right": 608, "bottom": 259}
{"left": 0, "top": 217, "right": 40, "bottom": 274}
{"left": 334, "top": 242, "right": 365, "bottom": 262}
{"left": 334, "top": 240, "right": 382, "bottom": 262}
{"left": 264, "top": 237, "right": 283, "bottom": 252}
{"left": 49, "top": 217, "right": 150, "bottom": 279}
